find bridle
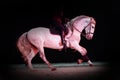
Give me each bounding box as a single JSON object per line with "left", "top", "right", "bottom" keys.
{"left": 73, "top": 17, "right": 95, "bottom": 36}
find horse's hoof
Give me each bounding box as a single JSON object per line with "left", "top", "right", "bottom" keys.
{"left": 28, "top": 67, "right": 34, "bottom": 70}
{"left": 89, "top": 64, "right": 93, "bottom": 67}
{"left": 77, "top": 59, "right": 83, "bottom": 64}
{"left": 51, "top": 68, "right": 56, "bottom": 71}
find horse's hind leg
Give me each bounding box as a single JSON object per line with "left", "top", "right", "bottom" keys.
{"left": 24, "top": 49, "right": 36, "bottom": 70}
{"left": 36, "top": 43, "right": 56, "bottom": 71}
{"left": 17, "top": 33, "right": 36, "bottom": 70}
{"left": 27, "top": 35, "right": 56, "bottom": 71}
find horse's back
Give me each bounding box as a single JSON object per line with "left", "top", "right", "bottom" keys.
{"left": 28, "top": 27, "right": 49, "bottom": 35}
{"left": 27, "top": 27, "right": 63, "bottom": 49}
{"left": 27, "top": 27, "right": 50, "bottom": 40}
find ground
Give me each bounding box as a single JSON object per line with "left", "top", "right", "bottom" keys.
{"left": 1, "top": 62, "right": 111, "bottom": 80}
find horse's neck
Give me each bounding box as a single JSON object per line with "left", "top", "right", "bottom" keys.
{"left": 65, "top": 28, "right": 81, "bottom": 42}
{"left": 65, "top": 24, "right": 85, "bottom": 37}
{"left": 65, "top": 28, "right": 81, "bottom": 47}
{"left": 71, "top": 29, "right": 81, "bottom": 40}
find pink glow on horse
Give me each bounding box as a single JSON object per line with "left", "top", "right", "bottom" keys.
{"left": 17, "top": 15, "right": 96, "bottom": 71}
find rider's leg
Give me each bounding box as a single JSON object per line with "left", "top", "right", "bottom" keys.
{"left": 61, "top": 31, "right": 67, "bottom": 50}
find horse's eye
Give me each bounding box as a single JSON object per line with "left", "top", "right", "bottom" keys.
{"left": 91, "top": 26, "right": 95, "bottom": 28}
{"left": 85, "top": 20, "right": 89, "bottom": 23}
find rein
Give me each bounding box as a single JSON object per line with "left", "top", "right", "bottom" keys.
{"left": 73, "top": 27, "right": 87, "bottom": 37}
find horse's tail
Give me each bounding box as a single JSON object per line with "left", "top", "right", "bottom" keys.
{"left": 17, "top": 32, "right": 38, "bottom": 61}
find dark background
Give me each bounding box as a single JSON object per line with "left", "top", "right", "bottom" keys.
{"left": 1, "top": 0, "right": 119, "bottom": 80}
{"left": 0, "top": 0, "right": 112, "bottom": 64}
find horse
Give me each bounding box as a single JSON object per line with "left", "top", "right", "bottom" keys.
{"left": 16, "top": 15, "right": 96, "bottom": 71}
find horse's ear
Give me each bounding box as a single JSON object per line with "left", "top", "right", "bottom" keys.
{"left": 91, "top": 17, "right": 96, "bottom": 24}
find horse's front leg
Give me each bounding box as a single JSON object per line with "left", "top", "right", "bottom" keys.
{"left": 70, "top": 41, "right": 93, "bottom": 66}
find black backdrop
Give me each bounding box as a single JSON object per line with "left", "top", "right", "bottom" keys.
{"left": 0, "top": 0, "right": 112, "bottom": 64}
{"left": 1, "top": 0, "right": 119, "bottom": 80}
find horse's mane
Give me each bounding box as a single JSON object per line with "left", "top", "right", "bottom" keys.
{"left": 66, "top": 15, "right": 89, "bottom": 31}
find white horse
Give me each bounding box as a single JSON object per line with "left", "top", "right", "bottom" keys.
{"left": 17, "top": 15, "right": 96, "bottom": 71}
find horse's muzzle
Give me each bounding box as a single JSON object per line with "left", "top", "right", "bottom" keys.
{"left": 86, "top": 34, "right": 93, "bottom": 40}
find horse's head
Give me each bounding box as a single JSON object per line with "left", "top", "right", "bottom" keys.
{"left": 66, "top": 15, "right": 96, "bottom": 40}
{"left": 84, "top": 17, "right": 96, "bottom": 40}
